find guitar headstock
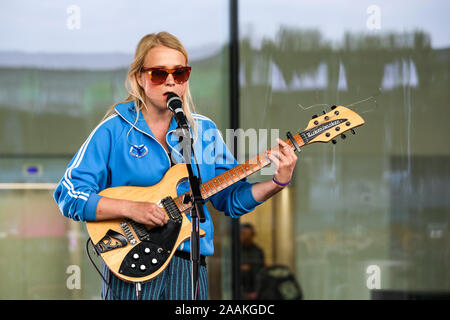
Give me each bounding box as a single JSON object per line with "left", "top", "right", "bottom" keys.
{"left": 299, "top": 105, "right": 365, "bottom": 145}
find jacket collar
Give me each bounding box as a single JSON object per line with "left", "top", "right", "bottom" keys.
{"left": 114, "top": 101, "right": 181, "bottom": 136}
{"left": 114, "top": 101, "right": 186, "bottom": 162}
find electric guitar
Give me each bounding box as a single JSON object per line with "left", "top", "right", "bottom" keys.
{"left": 86, "top": 105, "right": 365, "bottom": 283}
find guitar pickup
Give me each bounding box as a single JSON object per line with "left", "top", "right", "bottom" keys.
{"left": 94, "top": 229, "right": 128, "bottom": 254}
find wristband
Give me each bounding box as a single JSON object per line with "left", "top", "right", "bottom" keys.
{"left": 272, "top": 177, "right": 291, "bottom": 187}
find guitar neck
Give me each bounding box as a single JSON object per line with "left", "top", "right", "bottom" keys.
{"left": 172, "top": 132, "right": 305, "bottom": 212}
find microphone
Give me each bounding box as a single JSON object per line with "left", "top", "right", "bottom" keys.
{"left": 166, "top": 93, "right": 188, "bottom": 129}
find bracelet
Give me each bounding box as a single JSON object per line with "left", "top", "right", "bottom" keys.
{"left": 272, "top": 177, "right": 291, "bottom": 187}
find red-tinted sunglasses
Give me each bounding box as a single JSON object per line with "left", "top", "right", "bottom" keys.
{"left": 141, "top": 66, "right": 191, "bottom": 85}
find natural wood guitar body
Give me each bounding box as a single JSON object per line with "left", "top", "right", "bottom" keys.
{"left": 86, "top": 163, "right": 205, "bottom": 283}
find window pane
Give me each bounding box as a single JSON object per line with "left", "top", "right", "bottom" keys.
{"left": 0, "top": 0, "right": 230, "bottom": 299}
{"left": 239, "top": 0, "right": 450, "bottom": 299}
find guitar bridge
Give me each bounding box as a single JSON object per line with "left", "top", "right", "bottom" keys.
{"left": 120, "top": 221, "right": 137, "bottom": 245}
{"left": 127, "top": 219, "right": 151, "bottom": 241}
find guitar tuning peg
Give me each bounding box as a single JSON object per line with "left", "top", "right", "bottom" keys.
{"left": 351, "top": 129, "right": 356, "bottom": 135}
{"left": 322, "top": 110, "right": 326, "bottom": 114}
{"left": 312, "top": 114, "right": 318, "bottom": 119}
{"left": 331, "top": 105, "right": 337, "bottom": 110}
{"left": 341, "top": 134, "right": 346, "bottom": 140}
{"left": 332, "top": 139, "right": 337, "bottom": 144}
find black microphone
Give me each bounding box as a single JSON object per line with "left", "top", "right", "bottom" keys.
{"left": 166, "top": 93, "right": 188, "bottom": 129}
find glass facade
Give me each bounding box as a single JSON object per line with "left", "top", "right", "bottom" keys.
{"left": 238, "top": 0, "right": 449, "bottom": 299}
{"left": 0, "top": 0, "right": 449, "bottom": 300}
{"left": 0, "top": 0, "right": 231, "bottom": 299}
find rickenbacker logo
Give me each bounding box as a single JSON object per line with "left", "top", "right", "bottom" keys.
{"left": 301, "top": 119, "right": 347, "bottom": 142}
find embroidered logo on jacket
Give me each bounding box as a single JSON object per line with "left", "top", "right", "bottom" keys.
{"left": 129, "top": 144, "right": 149, "bottom": 158}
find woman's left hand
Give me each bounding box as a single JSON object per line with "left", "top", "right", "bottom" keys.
{"left": 265, "top": 138, "right": 298, "bottom": 187}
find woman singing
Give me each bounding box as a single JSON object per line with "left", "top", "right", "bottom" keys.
{"left": 54, "top": 31, "right": 298, "bottom": 300}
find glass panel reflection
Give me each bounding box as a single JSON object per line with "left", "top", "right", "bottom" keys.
{"left": 0, "top": 1, "right": 230, "bottom": 299}
{"left": 239, "top": 0, "right": 449, "bottom": 299}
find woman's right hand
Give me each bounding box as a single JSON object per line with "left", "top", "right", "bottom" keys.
{"left": 123, "top": 201, "right": 168, "bottom": 227}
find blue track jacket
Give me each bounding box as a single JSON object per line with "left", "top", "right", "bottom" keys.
{"left": 54, "top": 101, "right": 263, "bottom": 256}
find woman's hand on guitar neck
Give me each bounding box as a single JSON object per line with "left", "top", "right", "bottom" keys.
{"left": 96, "top": 197, "right": 168, "bottom": 227}
{"left": 252, "top": 138, "right": 298, "bottom": 202}
{"left": 265, "top": 138, "right": 298, "bottom": 187}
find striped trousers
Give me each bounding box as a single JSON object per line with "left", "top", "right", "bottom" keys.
{"left": 101, "top": 255, "right": 208, "bottom": 300}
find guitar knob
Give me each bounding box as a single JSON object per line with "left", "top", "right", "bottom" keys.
{"left": 133, "top": 253, "right": 139, "bottom": 260}
{"left": 140, "top": 264, "right": 146, "bottom": 271}
{"left": 332, "top": 139, "right": 337, "bottom": 144}
{"left": 312, "top": 114, "right": 318, "bottom": 119}
{"left": 131, "top": 263, "right": 136, "bottom": 269}
{"left": 151, "top": 258, "right": 158, "bottom": 265}
{"left": 144, "top": 248, "right": 150, "bottom": 254}
{"left": 341, "top": 134, "right": 346, "bottom": 140}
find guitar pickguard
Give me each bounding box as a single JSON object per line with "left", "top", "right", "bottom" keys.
{"left": 94, "top": 229, "right": 128, "bottom": 254}
{"left": 118, "top": 220, "right": 182, "bottom": 278}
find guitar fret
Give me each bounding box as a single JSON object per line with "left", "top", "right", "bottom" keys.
{"left": 209, "top": 181, "right": 218, "bottom": 193}
{"left": 260, "top": 153, "right": 271, "bottom": 167}
{"left": 205, "top": 183, "right": 214, "bottom": 197}
{"left": 213, "top": 177, "right": 223, "bottom": 192}
{"left": 242, "top": 162, "right": 252, "bottom": 175}
{"left": 212, "top": 178, "right": 219, "bottom": 191}
{"left": 229, "top": 168, "right": 239, "bottom": 181}
{"left": 200, "top": 185, "right": 209, "bottom": 198}
{"left": 257, "top": 154, "right": 268, "bottom": 167}
{"left": 174, "top": 197, "right": 185, "bottom": 213}
{"left": 202, "top": 183, "right": 209, "bottom": 196}
{"left": 235, "top": 165, "right": 245, "bottom": 179}
{"left": 248, "top": 158, "right": 261, "bottom": 171}
{"left": 218, "top": 174, "right": 229, "bottom": 189}
{"left": 249, "top": 155, "right": 261, "bottom": 170}
{"left": 226, "top": 174, "right": 232, "bottom": 185}
{"left": 225, "top": 171, "right": 235, "bottom": 183}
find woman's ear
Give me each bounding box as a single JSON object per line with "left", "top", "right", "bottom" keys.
{"left": 136, "top": 72, "right": 143, "bottom": 88}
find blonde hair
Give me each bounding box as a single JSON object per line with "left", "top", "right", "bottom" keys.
{"left": 103, "top": 31, "right": 197, "bottom": 136}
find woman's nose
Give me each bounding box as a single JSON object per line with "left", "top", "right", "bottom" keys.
{"left": 165, "top": 73, "right": 176, "bottom": 85}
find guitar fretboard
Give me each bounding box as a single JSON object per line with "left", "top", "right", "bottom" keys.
{"left": 172, "top": 133, "right": 305, "bottom": 213}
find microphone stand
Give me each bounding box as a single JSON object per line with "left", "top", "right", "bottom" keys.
{"left": 176, "top": 125, "right": 205, "bottom": 301}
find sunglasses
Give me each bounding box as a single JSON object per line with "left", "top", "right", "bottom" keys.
{"left": 141, "top": 66, "right": 191, "bottom": 85}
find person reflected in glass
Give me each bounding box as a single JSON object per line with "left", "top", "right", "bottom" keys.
{"left": 240, "top": 223, "right": 265, "bottom": 299}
